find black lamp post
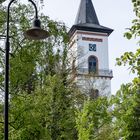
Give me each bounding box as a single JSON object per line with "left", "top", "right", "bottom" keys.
{"left": 4, "top": 0, "right": 49, "bottom": 139}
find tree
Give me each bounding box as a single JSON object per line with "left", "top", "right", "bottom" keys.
{"left": 111, "top": 80, "right": 140, "bottom": 139}
{"left": 7, "top": 75, "right": 77, "bottom": 140}
{"left": 111, "top": 0, "right": 140, "bottom": 139}
{"left": 0, "top": 2, "right": 83, "bottom": 139}
{"left": 0, "top": 0, "right": 6, "bottom": 4}
{"left": 76, "top": 97, "right": 111, "bottom": 140}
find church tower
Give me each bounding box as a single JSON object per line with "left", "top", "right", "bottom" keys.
{"left": 68, "top": 0, "right": 113, "bottom": 96}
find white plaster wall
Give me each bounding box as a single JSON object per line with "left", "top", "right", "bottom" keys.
{"left": 69, "top": 30, "right": 112, "bottom": 96}
{"left": 77, "top": 76, "right": 111, "bottom": 96}
{"left": 77, "top": 32, "right": 109, "bottom": 70}
{"left": 68, "top": 35, "right": 78, "bottom": 66}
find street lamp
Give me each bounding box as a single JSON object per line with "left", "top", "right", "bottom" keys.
{"left": 4, "top": 0, "right": 49, "bottom": 139}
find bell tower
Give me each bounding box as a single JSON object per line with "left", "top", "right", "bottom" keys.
{"left": 68, "top": 0, "right": 113, "bottom": 96}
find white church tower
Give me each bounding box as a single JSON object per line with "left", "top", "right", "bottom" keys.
{"left": 68, "top": 0, "right": 113, "bottom": 97}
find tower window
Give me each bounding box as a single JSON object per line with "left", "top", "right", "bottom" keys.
{"left": 88, "top": 56, "right": 98, "bottom": 73}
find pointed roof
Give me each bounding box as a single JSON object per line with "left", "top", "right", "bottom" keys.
{"left": 75, "top": 0, "right": 99, "bottom": 25}
{"left": 69, "top": 0, "right": 113, "bottom": 37}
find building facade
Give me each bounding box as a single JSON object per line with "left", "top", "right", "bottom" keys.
{"left": 68, "top": 0, "right": 113, "bottom": 97}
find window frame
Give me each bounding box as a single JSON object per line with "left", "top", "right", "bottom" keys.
{"left": 88, "top": 55, "right": 98, "bottom": 74}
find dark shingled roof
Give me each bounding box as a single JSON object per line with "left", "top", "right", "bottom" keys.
{"left": 69, "top": 0, "right": 113, "bottom": 37}
{"left": 75, "top": 0, "right": 99, "bottom": 25}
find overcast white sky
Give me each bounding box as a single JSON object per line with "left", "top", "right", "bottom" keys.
{"left": 41, "top": 0, "right": 137, "bottom": 94}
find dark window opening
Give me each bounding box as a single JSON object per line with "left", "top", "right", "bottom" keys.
{"left": 89, "top": 89, "right": 99, "bottom": 99}
{"left": 88, "top": 56, "right": 97, "bottom": 73}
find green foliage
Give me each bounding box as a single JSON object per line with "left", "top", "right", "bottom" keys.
{"left": 0, "top": 104, "right": 3, "bottom": 139}
{"left": 116, "top": 0, "right": 140, "bottom": 76}
{"left": 8, "top": 75, "right": 77, "bottom": 140}
{"left": 76, "top": 97, "right": 111, "bottom": 140}
{"left": 0, "top": 0, "right": 6, "bottom": 4}
{"left": 0, "top": 2, "right": 79, "bottom": 140}
{"left": 3, "top": 1, "right": 140, "bottom": 140}
{"left": 0, "top": 9, "right": 6, "bottom": 29}
{"left": 96, "top": 124, "right": 117, "bottom": 140}
{"left": 116, "top": 49, "right": 140, "bottom": 75}
{"left": 111, "top": 83, "right": 140, "bottom": 140}
{"left": 114, "top": 1, "right": 140, "bottom": 139}
{"left": 124, "top": 0, "right": 140, "bottom": 39}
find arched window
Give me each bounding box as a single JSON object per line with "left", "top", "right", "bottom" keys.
{"left": 88, "top": 56, "right": 98, "bottom": 73}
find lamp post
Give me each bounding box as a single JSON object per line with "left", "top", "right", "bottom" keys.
{"left": 4, "top": 0, "right": 49, "bottom": 139}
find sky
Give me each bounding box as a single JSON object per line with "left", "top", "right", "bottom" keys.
{"left": 41, "top": 0, "right": 138, "bottom": 94}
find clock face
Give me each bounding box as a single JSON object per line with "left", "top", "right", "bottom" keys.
{"left": 89, "top": 44, "right": 96, "bottom": 51}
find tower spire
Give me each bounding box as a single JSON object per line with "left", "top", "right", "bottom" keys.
{"left": 69, "top": 0, "right": 113, "bottom": 37}
{"left": 75, "top": 0, "right": 99, "bottom": 25}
